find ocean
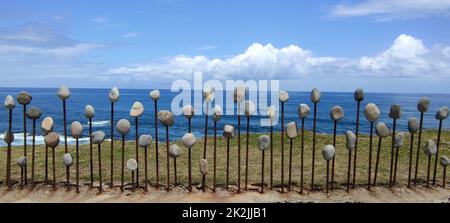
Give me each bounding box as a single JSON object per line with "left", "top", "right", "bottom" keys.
{"left": 0, "top": 88, "right": 448, "bottom": 147}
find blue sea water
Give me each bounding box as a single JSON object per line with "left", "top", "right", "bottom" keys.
{"left": 0, "top": 87, "right": 448, "bottom": 147}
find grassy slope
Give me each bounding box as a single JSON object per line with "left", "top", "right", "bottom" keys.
{"left": 0, "top": 130, "right": 448, "bottom": 190}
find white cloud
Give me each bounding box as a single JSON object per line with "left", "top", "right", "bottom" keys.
{"left": 122, "top": 32, "right": 139, "bottom": 38}
{"left": 195, "top": 45, "right": 219, "bottom": 51}
{"left": 330, "top": 0, "right": 450, "bottom": 20}
{"left": 93, "top": 16, "right": 108, "bottom": 24}
{"left": 108, "top": 34, "right": 450, "bottom": 81}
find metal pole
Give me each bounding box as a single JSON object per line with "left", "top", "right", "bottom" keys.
{"left": 245, "top": 116, "right": 250, "bottom": 190}
{"left": 204, "top": 106, "right": 208, "bottom": 159}
{"left": 45, "top": 145, "right": 48, "bottom": 184}
{"left": 281, "top": 101, "right": 285, "bottom": 193}
{"left": 52, "top": 146, "right": 56, "bottom": 190}
{"left": 312, "top": 102, "right": 317, "bottom": 190}
{"left": 331, "top": 120, "right": 337, "bottom": 190}
{"left": 226, "top": 138, "right": 230, "bottom": 190}
{"left": 144, "top": 146, "right": 148, "bottom": 191}
{"left": 173, "top": 157, "right": 177, "bottom": 185}
{"left": 89, "top": 118, "right": 93, "bottom": 187}
{"left": 98, "top": 144, "right": 103, "bottom": 192}
{"left": 408, "top": 133, "right": 414, "bottom": 188}
{"left": 121, "top": 134, "right": 125, "bottom": 192}
{"left": 389, "top": 119, "right": 397, "bottom": 187}
{"left": 135, "top": 117, "right": 139, "bottom": 187}
{"left": 166, "top": 126, "right": 170, "bottom": 191}
{"left": 414, "top": 112, "right": 424, "bottom": 185}
{"left": 426, "top": 155, "right": 431, "bottom": 188}
{"left": 288, "top": 138, "right": 293, "bottom": 191}
{"left": 326, "top": 161, "right": 329, "bottom": 194}
{"left": 270, "top": 123, "right": 273, "bottom": 190}
{"left": 347, "top": 151, "right": 352, "bottom": 193}
{"left": 154, "top": 100, "right": 159, "bottom": 188}
{"left": 23, "top": 104, "right": 27, "bottom": 185}
{"left": 443, "top": 166, "right": 447, "bottom": 188}
{"left": 261, "top": 149, "right": 265, "bottom": 193}
{"left": 6, "top": 109, "right": 12, "bottom": 188}
{"left": 213, "top": 121, "right": 217, "bottom": 192}
{"left": 368, "top": 122, "right": 373, "bottom": 190}
{"left": 63, "top": 100, "right": 70, "bottom": 189}
{"left": 237, "top": 103, "right": 241, "bottom": 193}
{"left": 373, "top": 137, "right": 382, "bottom": 186}
{"left": 433, "top": 120, "right": 443, "bottom": 185}
{"left": 76, "top": 138, "right": 80, "bottom": 193}
{"left": 188, "top": 147, "right": 192, "bottom": 192}
{"left": 110, "top": 102, "right": 114, "bottom": 188}
{"left": 31, "top": 119, "right": 36, "bottom": 185}
{"left": 353, "top": 101, "right": 361, "bottom": 189}
{"left": 300, "top": 118, "right": 305, "bottom": 194}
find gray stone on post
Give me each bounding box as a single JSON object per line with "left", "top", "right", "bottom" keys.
{"left": 364, "top": 103, "right": 380, "bottom": 122}
{"left": 63, "top": 153, "right": 73, "bottom": 167}
{"left": 4, "top": 95, "right": 15, "bottom": 109}
{"left": 17, "top": 91, "right": 32, "bottom": 105}
{"left": 258, "top": 135, "right": 270, "bottom": 151}
{"left": 84, "top": 105, "right": 95, "bottom": 119}
{"left": 440, "top": 156, "right": 450, "bottom": 167}
{"left": 127, "top": 159, "right": 138, "bottom": 171}
{"left": 330, "top": 106, "right": 344, "bottom": 121}
{"left": 57, "top": 85, "right": 70, "bottom": 100}
{"left": 91, "top": 131, "right": 106, "bottom": 145}
{"left": 424, "top": 139, "right": 437, "bottom": 156}
{"left": 169, "top": 144, "right": 181, "bottom": 158}
{"left": 27, "top": 107, "right": 42, "bottom": 119}
{"left": 3, "top": 131, "right": 14, "bottom": 144}
{"left": 234, "top": 86, "right": 245, "bottom": 103}
{"left": 41, "top": 117, "right": 54, "bottom": 135}
{"left": 223, "top": 125, "right": 235, "bottom": 139}
{"left": 70, "top": 121, "right": 83, "bottom": 139}
{"left": 17, "top": 157, "right": 27, "bottom": 167}
{"left": 408, "top": 117, "right": 419, "bottom": 134}
{"left": 109, "top": 87, "right": 120, "bottom": 103}
{"left": 354, "top": 88, "right": 364, "bottom": 102}
{"left": 245, "top": 100, "right": 256, "bottom": 117}
{"left": 203, "top": 87, "right": 215, "bottom": 103}
{"left": 182, "top": 133, "right": 196, "bottom": 148}
{"left": 346, "top": 130, "right": 356, "bottom": 151}
{"left": 322, "top": 145, "right": 336, "bottom": 161}
{"left": 139, "top": 134, "right": 153, "bottom": 148}
{"left": 130, "top": 102, "right": 144, "bottom": 118}
{"left": 286, "top": 122, "right": 298, "bottom": 139}
{"left": 417, "top": 97, "right": 430, "bottom": 113}
{"left": 116, "top": 119, "right": 131, "bottom": 135}
{"left": 310, "top": 88, "right": 321, "bottom": 103}
{"left": 183, "top": 105, "right": 194, "bottom": 119}
{"left": 267, "top": 106, "right": 276, "bottom": 120}
{"left": 393, "top": 132, "right": 404, "bottom": 149}
{"left": 149, "top": 90, "right": 160, "bottom": 101}
{"left": 213, "top": 105, "right": 223, "bottom": 122}
{"left": 158, "top": 110, "right": 174, "bottom": 126}
{"left": 389, "top": 104, "right": 402, "bottom": 119}
{"left": 45, "top": 132, "right": 60, "bottom": 148}
{"left": 298, "top": 103, "right": 310, "bottom": 119}
{"left": 435, "top": 106, "right": 449, "bottom": 120}
{"left": 375, "top": 122, "right": 390, "bottom": 137}
{"left": 279, "top": 91, "right": 289, "bottom": 102}
{"left": 200, "top": 159, "right": 208, "bottom": 175}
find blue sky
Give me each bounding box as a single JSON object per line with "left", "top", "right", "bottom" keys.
{"left": 1, "top": 0, "right": 450, "bottom": 92}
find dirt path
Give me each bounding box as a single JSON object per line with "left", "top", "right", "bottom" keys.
{"left": 0, "top": 184, "right": 448, "bottom": 203}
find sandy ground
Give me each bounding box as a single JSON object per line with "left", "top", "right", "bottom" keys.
{"left": 0, "top": 183, "right": 449, "bottom": 203}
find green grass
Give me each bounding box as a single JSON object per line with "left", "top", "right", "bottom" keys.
{"left": 0, "top": 129, "right": 448, "bottom": 190}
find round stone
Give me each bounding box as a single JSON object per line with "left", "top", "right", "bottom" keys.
{"left": 330, "top": 106, "right": 344, "bottom": 121}
{"left": 435, "top": 106, "right": 449, "bottom": 120}
{"left": 84, "top": 105, "right": 95, "bottom": 119}
{"left": 63, "top": 153, "right": 73, "bottom": 167}
{"left": 200, "top": 159, "right": 208, "bottom": 175}
{"left": 17, "top": 91, "right": 32, "bottom": 105}
{"left": 286, "top": 122, "right": 298, "bottom": 139}
{"left": 203, "top": 87, "right": 215, "bottom": 103}
{"left": 213, "top": 105, "right": 222, "bottom": 122}
{"left": 354, "top": 88, "right": 364, "bottom": 102}
{"left": 182, "top": 105, "right": 194, "bottom": 119}
{"left": 408, "top": 117, "right": 419, "bottom": 134}
{"left": 169, "top": 144, "right": 181, "bottom": 158}
{"left": 322, "top": 145, "right": 335, "bottom": 161}
{"left": 424, "top": 139, "right": 437, "bottom": 156}
{"left": 116, "top": 119, "right": 131, "bottom": 135}
{"left": 440, "top": 156, "right": 450, "bottom": 167}
{"left": 234, "top": 86, "right": 245, "bottom": 103}
{"left": 149, "top": 90, "right": 160, "bottom": 100}
{"left": 310, "top": 88, "right": 321, "bottom": 103}
{"left": 298, "top": 103, "right": 310, "bottom": 119}
{"left": 70, "top": 121, "right": 83, "bottom": 139}
{"left": 279, "top": 91, "right": 289, "bottom": 102}
{"left": 182, "top": 133, "right": 196, "bottom": 148}
{"left": 158, "top": 110, "right": 174, "bottom": 126}
{"left": 41, "top": 117, "right": 54, "bottom": 134}
{"left": 245, "top": 100, "right": 256, "bottom": 117}
{"left": 57, "top": 85, "right": 70, "bottom": 100}
{"left": 4, "top": 95, "right": 15, "bottom": 109}
{"left": 27, "top": 107, "right": 42, "bottom": 119}
{"left": 346, "top": 130, "right": 356, "bottom": 151}
{"left": 267, "top": 106, "right": 276, "bottom": 120}
{"left": 364, "top": 103, "right": 380, "bottom": 122}
{"left": 258, "top": 135, "right": 270, "bottom": 151}
{"left": 45, "top": 132, "right": 60, "bottom": 148}
{"left": 130, "top": 102, "right": 144, "bottom": 117}
{"left": 16, "top": 157, "right": 27, "bottom": 167}
{"left": 223, "top": 125, "right": 235, "bottom": 139}
{"left": 417, "top": 97, "right": 430, "bottom": 113}
{"left": 3, "top": 131, "right": 14, "bottom": 144}
{"left": 109, "top": 87, "right": 120, "bottom": 103}
{"left": 91, "top": 131, "right": 105, "bottom": 145}
{"left": 127, "top": 159, "right": 138, "bottom": 171}
{"left": 389, "top": 104, "right": 402, "bottom": 119}
{"left": 375, "top": 122, "right": 390, "bottom": 137}
{"left": 393, "top": 132, "right": 404, "bottom": 149}
{"left": 139, "top": 134, "right": 153, "bottom": 148}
